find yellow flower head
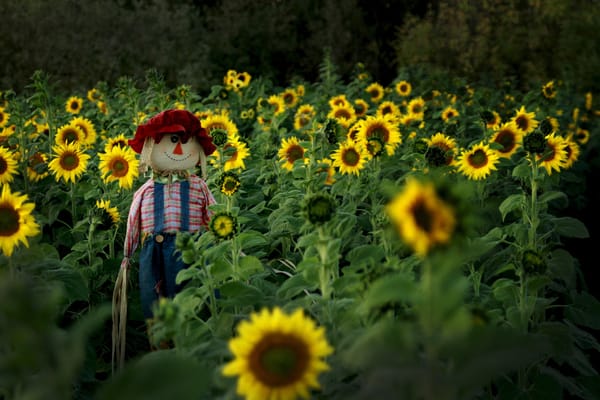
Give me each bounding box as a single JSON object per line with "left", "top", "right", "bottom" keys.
{"left": 0, "top": 184, "right": 40, "bottom": 256}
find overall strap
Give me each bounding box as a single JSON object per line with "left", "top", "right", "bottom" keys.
{"left": 180, "top": 180, "right": 190, "bottom": 232}
{"left": 153, "top": 182, "right": 165, "bottom": 233}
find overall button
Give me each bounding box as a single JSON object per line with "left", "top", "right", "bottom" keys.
{"left": 155, "top": 234, "right": 164, "bottom": 243}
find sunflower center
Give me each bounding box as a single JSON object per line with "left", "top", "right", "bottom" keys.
{"left": 70, "top": 101, "right": 79, "bottom": 111}
{"left": 222, "top": 177, "right": 240, "bottom": 193}
{"left": 59, "top": 152, "right": 80, "bottom": 171}
{"left": 468, "top": 149, "right": 488, "bottom": 168}
{"left": 334, "top": 109, "right": 351, "bottom": 120}
{"left": 515, "top": 115, "right": 529, "bottom": 131}
{"left": 425, "top": 146, "right": 448, "bottom": 167}
{"left": 110, "top": 157, "right": 129, "bottom": 177}
{"left": 250, "top": 333, "right": 310, "bottom": 387}
{"left": 64, "top": 128, "right": 80, "bottom": 143}
{"left": 411, "top": 104, "right": 423, "bottom": 114}
{"left": 286, "top": 145, "right": 304, "bottom": 163}
{"left": 367, "top": 125, "right": 389, "bottom": 142}
{"left": 495, "top": 130, "right": 516, "bottom": 153}
{"left": 411, "top": 198, "right": 433, "bottom": 233}
{"left": 541, "top": 143, "right": 557, "bottom": 162}
{"left": 341, "top": 148, "right": 360, "bottom": 166}
{"left": 355, "top": 103, "right": 366, "bottom": 115}
{"left": 0, "top": 205, "right": 20, "bottom": 236}
{"left": 0, "top": 157, "right": 7, "bottom": 174}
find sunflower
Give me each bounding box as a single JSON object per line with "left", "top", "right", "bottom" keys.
{"left": 456, "top": 142, "right": 500, "bottom": 180}
{"left": 98, "top": 146, "right": 139, "bottom": 189}
{"left": 280, "top": 88, "right": 299, "bottom": 108}
{"left": 0, "top": 147, "right": 18, "bottom": 184}
{"left": 406, "top": 97, "right": 426, "bottom": 120}
{"left": 511, "top": 106, "right": 539, "bottom": 134}
{"left": 26, "top": 152, "right": 49, "bottom": 182}
{"left": 483, "top": 110, "right": 502, "bottom": 130}
{"left": 95, "top": 199, "right": 120, "bottom": 228}
{"left": 294, "top": 104, "right": 316, "bottom": 130}
{"left": 104, "top": 134, "right": 130, "bottom": 152}
{"left": 574, "top": 128, "right": 589, "bottom": 145}
{"left": 0, "top": 184, "right": 40, "bottom": 257}
{"left": 356, "top": 115, "right": 402, "bottom": 156}
{"left": 70, "top": 116, "right": 97, "bottom": 146}
{"left": 331, "top": 140, "right": 369, "bottom": 176}
{"left": 327, "top": 104, "right": 356, "bottom": 129}
{"left": 202, "top": 112, "right": 239, "bottom": 138}
{"left": 395, "top": 80, "right": 412, "bottom": 97}
{"left": 386, "top": 178, "right": 456, "bottom": 257}
{"left": 489, "top": 121, "right": 523, "bottom": 159}
{"left": 222, "top": 307, "right": 333, "bottom": 400}
{"left": 328, "top": 94, "right": 351, "bottom": 109}
{"left": 562, "top": 135, "right": 580, "bottom": 170}
{"left": 536, "top": 134, "right": 567, "bottom": 176}
{"left": 278, "top": 136, "right": 307, "bottom": 171}
{"left": 542, "top": 80, "right": 557, "bottom": 99}
{"left": 424, "top": 133, "right": 457, "bottom": 167}
{"left": 87, "top": 88, "right": 102, "bottom": 103}
{"left": 0, "top": 108, "right": 10, "bottom": 128}
{"left": 218, "top": 171, "right": 242, "bottom": 196}
{"left": 353, "top": 99, "right": 369, "bottom": 118}
{"left": 209, "top": 211, "right": 238, "bottom": 240}
{"left": 441, "top": 106, "right": 460, "bottom": 122}
{"left": 365, "top": 82, "right": 385, "bottom": 103}
{"left": 267, "top": 95, "right": 286, "bottom": 116}
{"left": 97, "top": 101, "right": 108, "bottom": 115}
{"left": 212, "top": 134, "right": 251, "bottom": 171}
{"left": 376, "top": 101, "right": 401, "bottom": 123}
{"left": 48, "top": 142, "right": 90, "bottom": 184}
{"left": 65, "top": 96, "right": 83, "bottom": 114}
{"left": 303, "top": 193, "right": 336, "bottom": 225}
{"left": 55, "top": 123, "right": 85, "bottom": 146}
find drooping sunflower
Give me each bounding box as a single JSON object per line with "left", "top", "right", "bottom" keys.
{"left": 356, "top": 115, "right": 402, "bottom": 156}
{"left": 542, "top": 80, "right": 557, "bottom": 99}
{"left": 48, "top": 142, "right": 90, "bottom": 184}
{"left": 87, "top": 88, "right": 102, "bottom": 103}
{"left": 574, "top": 128, "right": 590, "bottom": 145}
{"left": 222, "top": 307, "right": 333, "bottom": 400}
{"left": 456, "top": 142, "right": 500, "bottom": 180}
{"left": 441, "top": 106, "right": 460, "bottom": 122}
{"left": 511, "top": 106, "right": 539, "bottom": 134}
{"left": 0, "top": 108, "right": 10, "bottom": 128}
{"left": 218, "top": 170, "right": 242, "bottom": 196}
{"left": 95, "top": 199, "right": 120, "bottom": 229}
{"left": 65, "top": 96, "right": 83, "bottom": 114}
{"left": 395, "top": 80, "right": 412, "bottom": 97}
{"left": 489, "top": 121, "right": 523, "bottom": 159}
{"left": 562, "top": 135, "right": 581, "bottom": 170}
{"left": 366, "top": 82, "right": 385, "bottom": 103}
{"left": 209, "top": 211, "right": 238, "bottom": 240}
{"left": 278, "top": 136, "right": 307, "bottom": 171}
{"left": 330, "top": 140, "right": 369, "bottom": 176}
{"left": 294, "top": 104, "right": 316, "bottom": 130}
{"left": 267, "top": 95, "right": 286, "bottom": 116}
{"left": 212, "top": 134, "right": 251, "bottom": 171}
{"left": 26, "top": 152, "right": 49, "bottom": 182}
{"left": 0, "top": 184, "right": 41, "bottom": 257}
{"left": 386, "top": 177, "right": 456, "bottom": 257}
{"left": 55, "top": 123, "right": 85, "bottom": 147}
{"left": 70, "top": 116, "right": 97, "bottom": 146}
{"left": 0, "top": 146, "right": 18, "bottom": 184}
{"left": 424, "top": 132, "right": 457, "bottom": 167}
{"left": 536, "top": 134, "right": 567, "bottom": 176}
{"left": 327, "top": 104, "right": 356, "bottom": 129}
{"left": 98, "top": 146, "right": 139, "bottom": 189}
{"left": 353, "top": 99, "right": 369, "bottom": 118}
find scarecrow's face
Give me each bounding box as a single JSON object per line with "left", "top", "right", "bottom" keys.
{"left": 150, "top": 132, "right": 202, "bottom": 172}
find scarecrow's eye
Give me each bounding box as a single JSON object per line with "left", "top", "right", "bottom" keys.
{"left": 170, "top": 134, "right": 179, "bottom": 144}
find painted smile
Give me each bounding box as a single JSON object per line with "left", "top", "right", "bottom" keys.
{"left": 163, "top": 152, "right": 192, "bottom": 162}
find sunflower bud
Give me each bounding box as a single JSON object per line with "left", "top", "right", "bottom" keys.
{"left": 425, "top": 146, "right": 448, "bottom": 167}
{"left": 539, "top": 118, "right": 554, "bottom": 135}
{"left": 523, "top": 131, "right": 547, "bottom": 154}
{"left": 303, "top": 193, "right": 336, "bottom": 225}
{"left": 480, "top": 110, "right": 495, "bottom": 124}
{"left": 323, "top": 118, "right": 341, "bottom": 144}
{"left": 521, "top": 249, "right": 547, "bottom": 275}
{"left": 210, "top": 128, "right": 228, "bottom": 147}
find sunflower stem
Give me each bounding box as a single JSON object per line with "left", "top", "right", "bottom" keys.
{"left": 317, "top": 226, "right": 331, "bottom": 300}
{"left": 528, "top": 154, "right": 539, "bottom": 249}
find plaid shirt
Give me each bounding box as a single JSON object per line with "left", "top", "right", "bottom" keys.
{"left": 121, "top": 175, "right": 215, "bottom": 268}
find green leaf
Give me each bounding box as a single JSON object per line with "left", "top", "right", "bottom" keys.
{"left": 218, "top": 281, "right": 264, "bottom": 305}
{"left": 359, "top": 273, "right": 416, "bottom": 313}
{"left": 237, "top": 231, "right": 267, "bottom": 252}
{"left": 499, "top": 193, "right": 525, "bottom": 221}
{"left": 238, "top": 255, "right": 264, "bottom": 280}
{"left": 567, "top": 292, "right": 600, "bottom": 330}
{"left": 512, "top": 162, "right": 531, "bottom": 179}
{"left": 276, "top": 273, "right": 317, "bottom": 300}
{"left": 551, "top": 217, "right": 589, "bottom": 238}
{"left": 346, "top": 244, "right": 386, "bottom": 268}
{"left": 538, "top": 190, "right": 568, "bottom": 206}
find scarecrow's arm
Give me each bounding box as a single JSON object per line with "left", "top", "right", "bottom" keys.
{"left": 120, "top": 181, "right": 150, "bottom": 269}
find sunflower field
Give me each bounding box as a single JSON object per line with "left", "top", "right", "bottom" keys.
{"left": 1, "top": 64, "right": 599, "bottom": 400}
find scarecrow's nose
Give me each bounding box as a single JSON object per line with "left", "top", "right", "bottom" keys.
{"left": 173, "top": 142, "right": 183, "bottom": 155}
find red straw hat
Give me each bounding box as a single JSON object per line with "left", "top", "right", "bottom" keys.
{"left": 128, "top": 109, "right": 216, "bottom": 155}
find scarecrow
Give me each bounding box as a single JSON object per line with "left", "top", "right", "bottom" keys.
{"left": 112, "top": 109, "right": 216, "bottom": 370}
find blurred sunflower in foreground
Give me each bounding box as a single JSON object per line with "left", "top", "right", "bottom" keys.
{"left": 0, "top": 185, "right": 40, "bottom": 257}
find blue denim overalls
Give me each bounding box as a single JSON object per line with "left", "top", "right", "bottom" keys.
{"left": 138, "top": 181, "right": 190, "bottom": 319}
